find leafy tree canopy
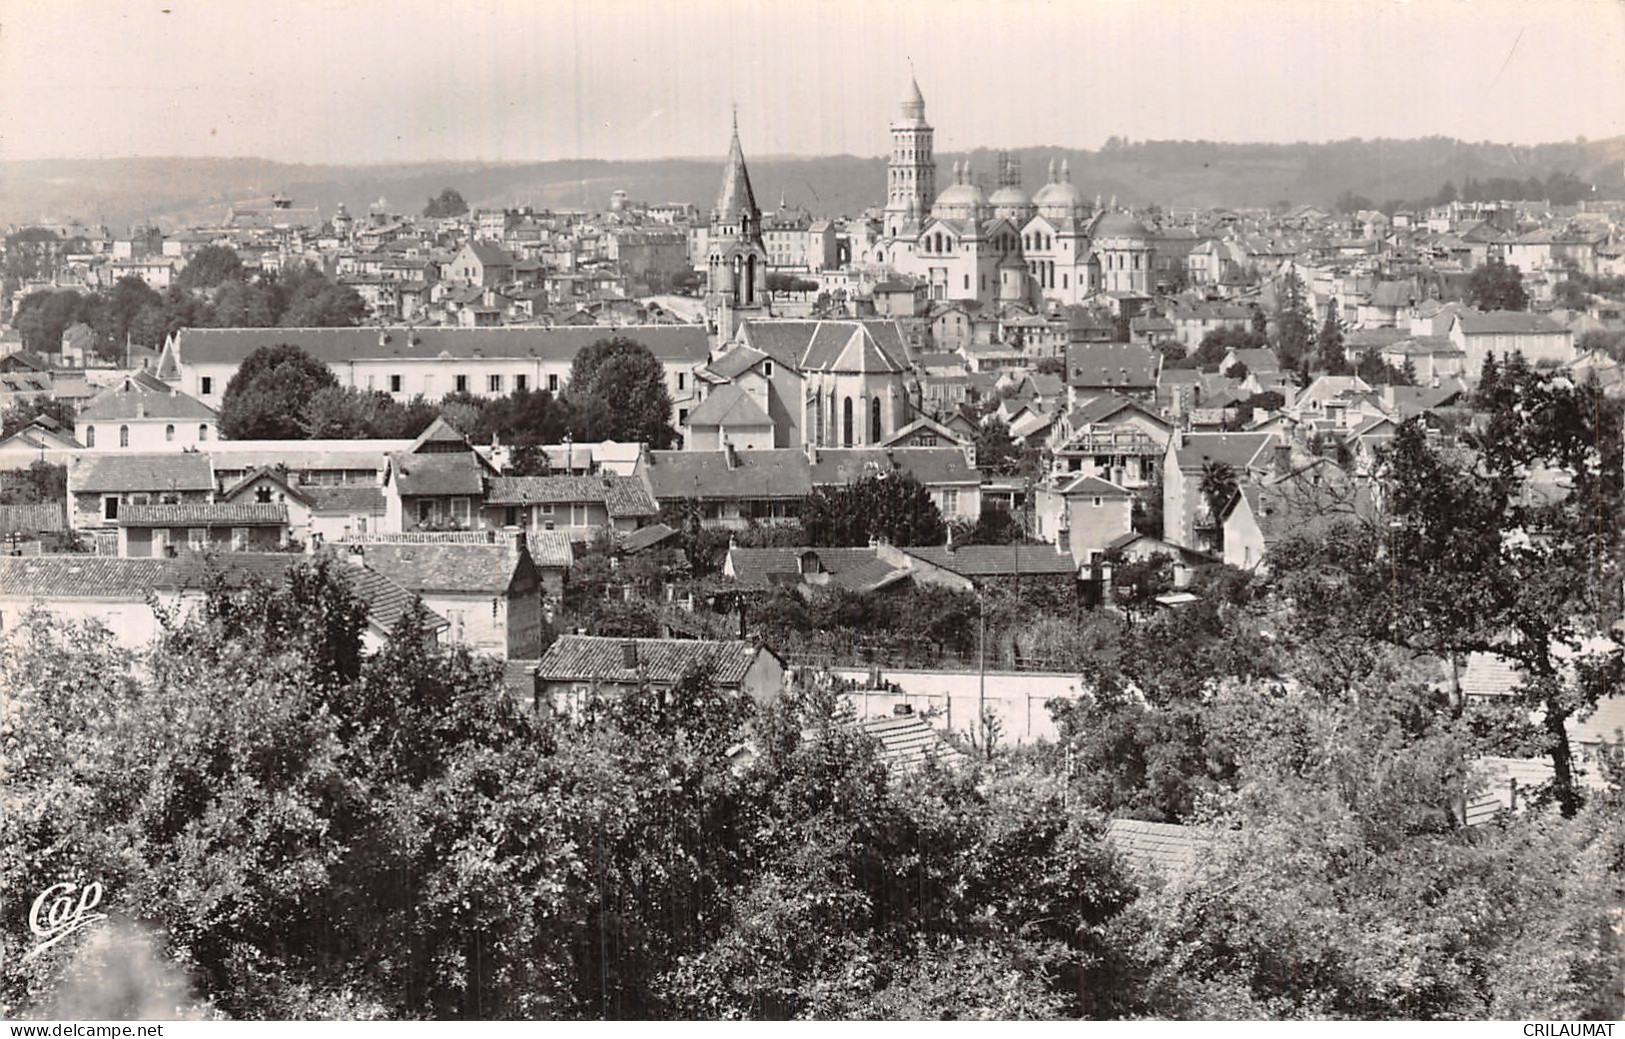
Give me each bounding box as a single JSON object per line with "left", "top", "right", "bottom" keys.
{"left": 802, "top": 471, "right": 947, "bottom": 548}
{"left": 423, "top": 188, "right": 470, "bottom": 218}
{"left": 563, "top": 336, "right": 676, "bottom": 448}
{"left": 1468, "top": 260, "right": 1529, "bottom": 312}
{"left": 219, "top": 343, "right": 340, "bottom": 439}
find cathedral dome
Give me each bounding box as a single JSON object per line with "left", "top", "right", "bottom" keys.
{"left": 931, "top": 160, "right": 987, "bottom": 221}
{"left": 1093, "top": 210, "right": 1150, "bottom": 240}
{"left": 1033, "top": 158, "right": 1088, "bottom": 218}
{"left": 989, "top": 183, "right": 1034, "bottom": 221}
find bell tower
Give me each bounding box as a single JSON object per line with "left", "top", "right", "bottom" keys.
{"left": 705, "top": 108, "right": 769, "bottom": 344}
{"left": 883, "top": 75, "right": 935, "bottom": 239}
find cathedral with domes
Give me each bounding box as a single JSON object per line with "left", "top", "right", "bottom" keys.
{"left": 868, "top": 76, "right": 1156, "bottom": 307}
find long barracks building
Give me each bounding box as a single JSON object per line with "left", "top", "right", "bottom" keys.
{"left": 156, "top": 325, "right": 711, "bottom": 430}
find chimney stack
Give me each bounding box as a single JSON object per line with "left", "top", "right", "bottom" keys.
{"left": 621, "top": 639, "right": 639, "bottom": 670}
{"left": 1273, "top": 442, "right": 1292, "bottom": 477}
{"left": 723, "top": 438, "right": 739, "bottom": 470}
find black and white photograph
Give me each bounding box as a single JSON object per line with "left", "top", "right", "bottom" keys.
{"left": 1, "top": 0, "right": 1623, "bottom": 1024}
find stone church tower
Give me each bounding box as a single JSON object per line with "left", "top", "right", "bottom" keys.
{"left": 883, "top": 76, "right": 935, "bottom": 239}
{"left": 705, "top": 110, "right": 770, "bottom": 344}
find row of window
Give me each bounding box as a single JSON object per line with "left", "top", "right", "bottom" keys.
{"left": 84, "top": 424, "right": 209, "bottom": 448}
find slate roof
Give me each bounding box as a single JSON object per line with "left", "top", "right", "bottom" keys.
{"left": 171, "top": 325, "right": 711, "bottom": 366}
{"left": 390, "top": 452, "right": 488, "bottom": 497}
{"left": 737, "top": 319, "right": 908, "bottom": 374}
{"left": 620, "top": 522, "right": 677, "bottom": 554}
{"left": 1227, "top": 347, "right": 1280, "bottom": 372}
{"left": 808, "top": 447, "right": 978, "bottom": 487}
{"left": 901, "top": 544, "right": 1078, "bottom": 577}
{"left": 301, "top": 485, "right": 388, "bottom": 513}
{"left": 1454, "top": 310, "right": 1569, "bottom": 335}
{"left": 687, "top": 384, "right": 773, "bottom": 428}
{"left": 0, "top": 553, "right": 444, "bottom": 634}
{"left": 536, "top": 635, "right": 771, "bottom": 686}
{"left": 202, "top": 441, "right": 411, "bottom": 475}
{"left": 1173, "top": 432, "right": 1277, "bottom": 472}
{"left": 1067, "top": 392, "right": 1170, "bottom": 429}
{"left": 358, "top": 542, "right": 531, "bottom": 595}
{"left": 1056, "top": 475, "right": 1135, "bottom": 498}
{"left": 77, "top": 377, "right": 217, "bottom": 422}
{"left": 1066, "top": 342, "right": 1160, "bottom": 389}
{"left": 216, "top": 466, "right": 311, "bottom": 505}
{"left": 464, "top": 241, "right": 515, "bottom": 267}
{"left": 726, "top": 546, "right": 886, "bottom": 588}
{"left": 705, "top": 345, "right": 769, "bottom": 380}
{"left": 1232, "top": 464, "right": 1378, "bottom": 546}
{"left": 484, "top": 474, "right": 658, "bottom": 517}
{"left": 120, "top": 502, "right": 289, "bottom": 527}
{"left": 643, "top": 449, "right": 812, "bottom": 500}
{"left": 68, "top": 452, "right": 214, "bottom": 494}
{"left": 0, "top": 502, "right": 67, "bottom": 535}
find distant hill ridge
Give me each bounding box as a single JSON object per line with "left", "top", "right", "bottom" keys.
{"left": 4, "top": 136, "right": 1623, "bottom": 229}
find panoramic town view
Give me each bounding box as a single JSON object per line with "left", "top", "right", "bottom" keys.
{"left": 1, "top": 0, "right": 1622, "bottom": 1025}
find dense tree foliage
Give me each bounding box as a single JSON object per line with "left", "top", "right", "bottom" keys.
{"left": 1316, "top": 299, "right": 1348, "bottom": 374}
{"left": 0, "top": 562, "right": 1147, "bottom": 1020}
{"left": 1272, "top": 271, "right": 1315, "bottom": 368}
{"left": 422, "top": 188, "right": 470, "bottom": 218}
{"left": 971, "top": 417, "right": 1020, "bottom": 474}
{"left": 219, "top": 343, "right": 341, "bottom": 439}
{"left": 802, "top": 472, "right": 946, "bottom": 548}
{"left": 0, "top": 460, "right": 68, "bottom": 505}
{"left": 298, "top": 386, "right": 441, "bottom": 440}
{"left": 1468, "top": 260, "right": 1529, "bottom": 312}
{"left": 4, "top": 352, "right": 1623, "bottom": 1021}
{"left": 175, "top": 245, "right": 244, "bottom": 290}
{"left": 1178, "top": 326, "right": 1265, "bottom": 371}
{"left": 11, "top": 264, "right": 365, "bottom": 358}
{"left": 563, "top": 337, "right": 676, "bottom": 448}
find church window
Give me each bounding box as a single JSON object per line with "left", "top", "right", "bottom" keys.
{"left": 870, "top": 397, "right": 883, "bottom": 442}
{"left": 85, "top": 426, "right": 95, "bottom": 447}
{"left": 842, "top": 397, "right": 854, "bottom": 446}
{"left": 1063, "top": 273, "right": 1069, "bottom": 289}
{"left": 119, "top": 425, "right": 129, "bottom": 448}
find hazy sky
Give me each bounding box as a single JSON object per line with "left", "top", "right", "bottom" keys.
{"left": 2, "top": 0, "right": 1622, "bottom": 164}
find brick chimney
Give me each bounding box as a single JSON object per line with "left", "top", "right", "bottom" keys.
{"left": 723, "top": 438, "right": 739, "bottom": 471}
{"left": 1273, "top": 442, "right": 1292, "bottom": 477}
{"left": 621, "top": 639, "right": 638, "bottom": 670}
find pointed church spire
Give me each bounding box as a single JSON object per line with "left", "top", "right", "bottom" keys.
{"left": 1061, "top": 159, "right": 1071, "bottom": 182}
{"left": 1048, "top": 158, "right": 1058, "bottom": 183}
{"left": 715, "top": 108, "right": 759, "bottom": 225}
